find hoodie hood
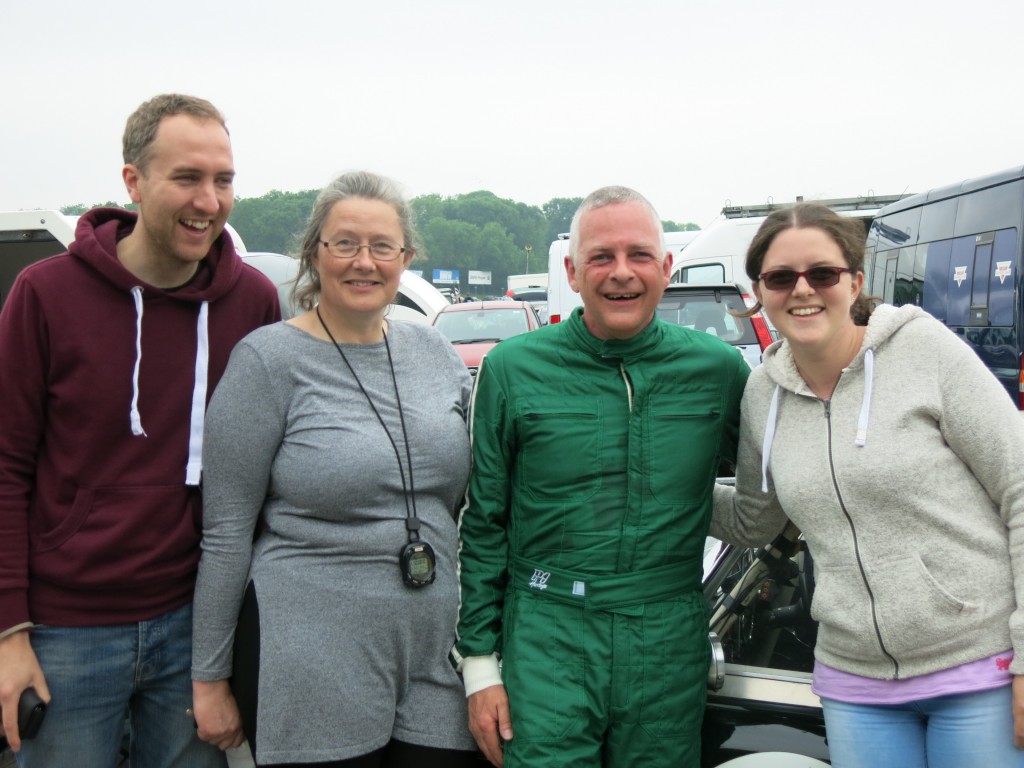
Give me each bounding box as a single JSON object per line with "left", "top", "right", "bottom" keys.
{"left": 69, "top": 207, "right": 245, "bottom": 302}
{"left": 68, "top": 207, "right": 247, "bottom": 485}
{"left": 756, "top": 304, "right": 928, "bottom": 491}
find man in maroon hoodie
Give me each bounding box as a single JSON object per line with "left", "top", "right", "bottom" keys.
{"left": 0, "top": 94, "right": 280, "bottom": 765}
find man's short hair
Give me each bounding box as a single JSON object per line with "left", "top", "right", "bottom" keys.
{"left": 568, "top": 186, "right": 666, "bottom": 266}
{"left": 122, "top": 93, "right": 228, "bottom": 175}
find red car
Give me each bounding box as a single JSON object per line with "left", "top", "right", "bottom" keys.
{"left": 432, "top": 300, "right": 542, "bottom": 376}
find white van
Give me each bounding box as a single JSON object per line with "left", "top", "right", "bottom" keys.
{"left": 670, "top": 195, "right": 905, "bottom": 294}
{"left": 546, "top": 229, "right": 700, "bottom": 324}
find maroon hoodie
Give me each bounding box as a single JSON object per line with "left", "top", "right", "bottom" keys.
{"left": 0, "top": 208, "right": 280, "bottom": 630}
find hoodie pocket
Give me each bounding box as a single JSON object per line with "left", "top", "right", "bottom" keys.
{"left": 34, "top": 485, "right": 201, "bottom": 589}
{"left": 813, "top": 555, "right": 977, "bottom": 662}
{"left": 868, "top": 555, "right": 977, "bottom": 658}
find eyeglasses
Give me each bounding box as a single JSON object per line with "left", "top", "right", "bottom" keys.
{"left": 758, "top": 266, "right": 854, "bottom": 292}
{"left": 319, "top": 239, "right": 405, "bottom": 261}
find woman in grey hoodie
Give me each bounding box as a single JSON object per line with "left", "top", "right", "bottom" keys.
{"left": 712, "top": 203, "right": 1024, "bottom": 768}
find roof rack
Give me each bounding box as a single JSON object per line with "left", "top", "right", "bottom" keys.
{"left": 721, "top": 194, "right": 906, "bottom": 219}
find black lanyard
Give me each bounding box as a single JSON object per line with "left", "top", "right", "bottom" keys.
{"left": 316, "top": 307, "right": 422, "bottom": 542}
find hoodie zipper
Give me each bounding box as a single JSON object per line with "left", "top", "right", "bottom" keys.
{"left": 823, "top": 398, "right": 900, "bottom": 678}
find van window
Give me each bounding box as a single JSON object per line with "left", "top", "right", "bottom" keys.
{"left": 893, "top": 246, "right": 924, "bottom": 307}
{"left": 989, "top": 229, "right": 1016, "bottom": 325}
{"left": 955, "top": 181, "right": 1024, "bottom": 235}
{"left": 871, "top": 207, "right": 920, "bottom": 251}
{"left": 918, "top": 197, "right": 958, "bottom": 243}
{"left": 947, "top": 235, "right": 976, "bottom": 326}
{"left": 922, "top": 240, "right": 952, "bottom": 321}
{"left": 393, "top": 291, "right": 427, "bottom": 315}
{"left": 971, "top": 238, "right": 993, "bottom": 309}
{"left": 675, "top": 263, "right": 726, "bottom": 284}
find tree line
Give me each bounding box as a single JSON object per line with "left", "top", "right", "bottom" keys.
{"left": 63, "top": 191, "right": 698, "bottom": 295}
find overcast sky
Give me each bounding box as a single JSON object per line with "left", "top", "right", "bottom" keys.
{"left": 4, "top": 0, "right": 1023, "bottom": 230}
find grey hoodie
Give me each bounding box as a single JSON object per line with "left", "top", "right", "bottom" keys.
{"left": 712, "top": 304, "right": 1024, "bottom": 680}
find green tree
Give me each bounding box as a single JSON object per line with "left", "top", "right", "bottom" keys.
{"left": 229, "top": 189, "right": 319, "bottom": 253}
{"left": 60, "top": 189, "right": 703, "bottom": 294}
{"left": 61, "top": 201, "right": 133, "bottom": 215}
{"left": 541, "top": 197, "right": 583, "bottom": 244}
{"left": 661, "top": 219, "right": 701, "bottom": 232}
{"left": 411, "top": 191, "right": 548, "bottom": 294}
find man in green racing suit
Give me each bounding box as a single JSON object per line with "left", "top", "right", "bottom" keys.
{"left": 452, "top": 186, "right": 749, "bottom": 768}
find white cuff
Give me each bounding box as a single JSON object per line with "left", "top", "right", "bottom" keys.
{"left": 461, "top": 653, "right": 503, "bottom": 697}
{"left": 0, "top": 622, "right": 34, "bottom": 642}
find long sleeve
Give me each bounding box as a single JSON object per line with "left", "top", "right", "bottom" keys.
{"left": 454, "top": 354, "right": 514, "bottom": 659}
{"left": 929, "top": 323, "right": 1024, "bottom": 673}
{"left": 0, "top": 276, "right": 48, "bottom": 630}
{"left": 710, "top": 375, "right": 789, "bottom": 548}
{"left": 192, "top": 339, "right": 286, "bottom": 680}
{"left": 719, "top": 351, "right": 750, "bottom": 469}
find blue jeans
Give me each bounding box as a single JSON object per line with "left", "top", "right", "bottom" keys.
{"left": 821, "top": 685, "right": 1024, "bottom": 768}
{"left": 17, "top": 602, "right": 225, "bottom": 768}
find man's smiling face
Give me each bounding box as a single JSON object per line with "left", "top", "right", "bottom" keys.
{"left": 567, "top": 202, "right": 672, "bottom": 340}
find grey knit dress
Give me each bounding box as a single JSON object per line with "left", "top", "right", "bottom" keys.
{"left": 192, "top": 320, "right": 476, "bottom": 764}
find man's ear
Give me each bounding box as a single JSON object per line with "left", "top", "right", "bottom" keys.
{"left": 565, "top": 256, "right": 580, "bottom": 294}
{"left": 123, "top": 164, "right": 143, "bottom": 204}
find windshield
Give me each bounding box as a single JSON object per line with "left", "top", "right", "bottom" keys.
{"left": 513, "top": 289, "right": 547, "bottom": 303}
{"left": 656, "top": 293, "right": 759, "bottom": 345}
{"left": 434, "top": 308, "right": 530, "bottom": 343}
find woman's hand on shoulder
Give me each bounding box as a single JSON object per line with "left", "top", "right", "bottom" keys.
{"left": 192, "top": 679, "right": 245, "bottom": 751}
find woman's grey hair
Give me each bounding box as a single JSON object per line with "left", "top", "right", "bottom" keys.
{"left": 567, "top": 186, "right": 666, "bottom": 267}
{"left": 292, "top": 170, "right": 417, "bottom": 312}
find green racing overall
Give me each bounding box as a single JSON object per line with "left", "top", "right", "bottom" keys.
{"left": 454, "top": 308, "right": 748, "bottom": 767}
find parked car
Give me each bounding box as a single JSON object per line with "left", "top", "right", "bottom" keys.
{"left": 701, "top": 516, "right": 829, "bottom": 766}
{"left": 509, "top": 287, "right": 549, "bottom": 325}
{"left": 656, "top": 283, "right": 774, "bottom": 368}
{"left": 431, "top": 300, "right": 542, "bottom": 376}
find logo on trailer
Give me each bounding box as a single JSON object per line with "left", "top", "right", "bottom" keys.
{"left": 995, "top": 261, "right": 1012, "bottom": 285}
{"left": 953, "top": 266, "right": 968, "bottom": 287}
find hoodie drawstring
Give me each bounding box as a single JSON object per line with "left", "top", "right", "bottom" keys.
{"left": 128, "top": 289, "right": 210, "bottom": 487}
{"left": 854, "top": 348, "right": 874, "bottom": 447}
{"left": 185, "top": 301, "right": 210, "bottom": 486}
{"left": 760, "top": 348, "right": 876, "bottom": 491}
{"left": 129, "top": 287, "right": 147, "bottom": 437}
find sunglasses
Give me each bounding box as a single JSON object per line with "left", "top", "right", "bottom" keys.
{"left": 758, "top": 266, "right": 854, "bottom": 291}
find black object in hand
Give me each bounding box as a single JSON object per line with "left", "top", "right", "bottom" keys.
{"left": 18, "top": 688, "right": 47, "bottom": 740}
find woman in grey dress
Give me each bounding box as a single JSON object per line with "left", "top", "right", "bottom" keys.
{"left": 190, "top": 171, "right": 479, "bottom": 767}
